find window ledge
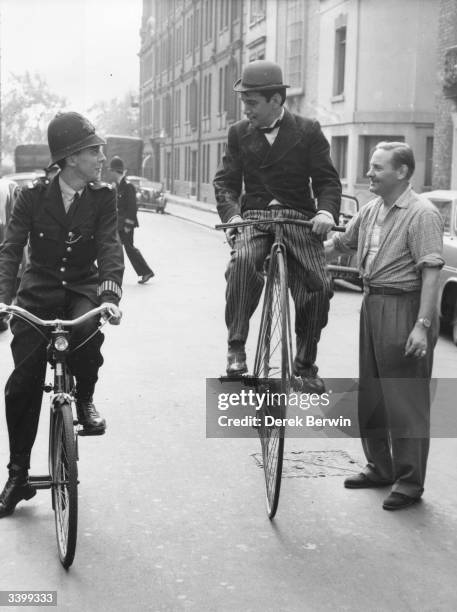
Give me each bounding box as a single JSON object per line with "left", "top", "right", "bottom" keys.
{"left": 331, "top": 94, "right": 345, "bottom": 103}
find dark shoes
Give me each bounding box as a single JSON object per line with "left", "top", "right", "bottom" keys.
{"left": 293, "top": 364, "right": 325, "bottom": 394}
{"left": 76, "top": 399, "right": 106, "bottom": 435}
{"left": 226, "top": 343, "right": 247, "bottom": 376}
{"left": 383, "top": 492, "right": 421, "bottom": 511}
{"left": 0, "top": 470, "right": 36, "bottom": 518}
{"left": 138, "top": 271, "right": 155, "bottom": 284}
{"left": 344, "top": 473, "right": 391, "bottom": 489}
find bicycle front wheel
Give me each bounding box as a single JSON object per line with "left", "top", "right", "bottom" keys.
{"left": 253, "top": 247, "right": 292, "bottom": 519}
{"left": 51, "top": 400, "right": 78, "bottom": 568}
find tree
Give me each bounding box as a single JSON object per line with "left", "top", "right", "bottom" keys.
{"left": 1, "top": 72, "right": 67, "bottom": 169}
{"left": 87, "top": 92, "right": 139, "bottom": 137}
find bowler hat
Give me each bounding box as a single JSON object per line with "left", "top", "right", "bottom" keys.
{"left": 233, "top": 60, "right": 290, "bottom": 93}
{"left": 48, "top": 112, "right": 105, "bottom": 164}
{"left": 109, "top": 156, "right": 125, "bottom": 173}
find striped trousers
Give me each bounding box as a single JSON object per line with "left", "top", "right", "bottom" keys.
{"left": 225, "top": 209, "right": 332, "bottom": 373}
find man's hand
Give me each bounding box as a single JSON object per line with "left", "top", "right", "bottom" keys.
{"left": 310, "top": 212, "right": 334, "bottom": 238}
{"left": 101, "top": 302, "right": 122, "bottom": 326}
{"left": 123, "top": 225, "right": 132, "bottom": 234}
{"left": 323, "top": 239, "right": 337, "bottom": 261}
{"left": 225, "top": 215, "right": 243, "bottom": 248}
{"left": 404, "top": 325, "right": 428, "bottom": 359}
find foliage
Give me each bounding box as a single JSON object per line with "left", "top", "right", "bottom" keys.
{"left": 1, "top": 72, "right": 67, "bottom": 165}
{"left": 87, "top": 93, "right": 139, "bottom": 138}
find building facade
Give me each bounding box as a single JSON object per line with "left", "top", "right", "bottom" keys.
{"left": 139, "top": 0, "right": 440, "bottom": 206}
{"left": 432, "top": 0, "right": 457, "bottom": 190}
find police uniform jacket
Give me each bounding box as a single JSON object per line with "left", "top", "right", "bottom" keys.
{"left": 213, "top": 108, "right": 341, "bottom": 223}
{"left": 0, "top": 176, "right": 124, "bottom": 310}
{"left": 116, "top": 176, "right": 139, "bottom": 231}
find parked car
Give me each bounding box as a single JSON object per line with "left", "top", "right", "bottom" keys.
{"left": 2, "top": 171, "right": 46, "bottom": 189}
{"left": 327, "top": 194, "right": 362, "bottom": 289}
{"left": 424, "top": 190, "right": 457, "bottom": 345}
{"left": 127, "top": 175, "right": 166, "bottom": 213}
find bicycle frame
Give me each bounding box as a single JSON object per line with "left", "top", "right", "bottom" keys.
{"left": 0, "top": 303, "right": 110, "bottom": 568}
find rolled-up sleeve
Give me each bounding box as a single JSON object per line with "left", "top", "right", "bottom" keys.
{"left": 409, "top": 206, "right": 444, "bottom": 270}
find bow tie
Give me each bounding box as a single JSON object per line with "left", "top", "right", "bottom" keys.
{"left": 258, "top": 119, "right": 281, "bottom": 134}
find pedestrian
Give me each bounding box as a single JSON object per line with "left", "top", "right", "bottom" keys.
{"left": 324, "top": 141, "right": 444, "bottom": 511}
{"left": 213, "top": 59, "right": 341, "bottom": 389}
{"left": 0, "top": 111, "right": 124, "bottom": 518}
{"left": 0, "top": 178, "right": 20, "bottom": 332}
{"left": 108, "top": 156, "right": 155, "bottom": 284}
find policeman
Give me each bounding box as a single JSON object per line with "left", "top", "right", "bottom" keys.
{"left": 108, "top": 156, "right": 154, "bottom": 284}
{"left": 0, "top": 112, "right": 124, "bottom": 518}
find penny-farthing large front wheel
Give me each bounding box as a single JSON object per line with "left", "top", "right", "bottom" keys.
{"left": 253, "top": 246, "right": 292, "bottom": 519}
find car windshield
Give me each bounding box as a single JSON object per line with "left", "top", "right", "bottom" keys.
{"left": 140, "top": 180, "right": 162, "bottom": 190}
{"left": 430, "top": 199, "right": 453, "bottom": 234}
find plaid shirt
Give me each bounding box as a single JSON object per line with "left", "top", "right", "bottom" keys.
{"left": 332, "top": 186, "right": 444, "bottom": 291}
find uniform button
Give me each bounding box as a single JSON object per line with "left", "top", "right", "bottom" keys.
{"left": 60, "top": 267, "right": 66, "bottom": 272}
{"left": 62, "top": 257, "right": 67, "bottom": 262}
{"left": 62, "top": 280, "right": 67, "bottom": 286}
{"left": 67, "top": 247, "right": 72, "bottom": 252}
{"left": 39, "top": 232, "right": 44, "bottom": 237}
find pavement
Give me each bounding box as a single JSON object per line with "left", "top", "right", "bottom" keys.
{"left": 0, "top": 208, "right": 456, "bottom": 611}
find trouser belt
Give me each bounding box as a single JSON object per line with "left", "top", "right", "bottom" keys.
{"left": 363, "top": 285, "right": 420, "bottom": 296}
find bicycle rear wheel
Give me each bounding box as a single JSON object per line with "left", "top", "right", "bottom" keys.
{"left": 51, "top": 399, "right": 78, "bottom": 568}
{"left": 253, "top": 247, "right": 292, "bottom": 518}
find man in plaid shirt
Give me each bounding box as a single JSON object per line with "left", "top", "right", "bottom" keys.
{"left": 325, "top": 141, "right": 444, "bottom": 511}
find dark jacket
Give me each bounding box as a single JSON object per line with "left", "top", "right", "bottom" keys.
{"left": 213, "top": 108, "right": 341, "bottom": 223}
{"left": 116, "top": 176, "right": 139, "bottom": 230}
{"left": 0, "top": 177, "right": 124, "bottom": 309}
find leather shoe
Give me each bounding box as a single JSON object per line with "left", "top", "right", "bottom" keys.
{"left": 293, "top": 364, "right": 325, "bottom": 393}
{"left": 0, "top": 470, "right": 36, "bottom": 518}
{"left": 344, "top": 473, "right": 391, "bottom": 489}
{"left": 383, "top": 491, "right": 421, "bottom": 511}
{"left": 226, "top": 344, "right": 247, "bottom": 376}
{"left": 138, "top": 271, "right": 155, "bottom": 284}
{"left": 76, "top": 399, "right": 106, "bottom": 435}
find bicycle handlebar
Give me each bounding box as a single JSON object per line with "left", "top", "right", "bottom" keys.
{"left": 215, "top": 218, "right": 346, "bottom": 232}
{"left": 0, "top": 303, "right": 111, "bottom": 328}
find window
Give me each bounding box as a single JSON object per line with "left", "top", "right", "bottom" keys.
{"left": 189, "top": 79, "right": 198, "bottom": 130}
{"left": 333, "top": 25, "right": 346, "bottom": 96}
{"left": 358, "top": 135, "right": 405, "bottom": 181}
{"left": 250, "top": 0, "right": 265, "bottom": 24}
{"left": 331, "top": 136, "right": 348, "bottom": 179}
{"left": 218, "top": 67, "right": 224, "bottom": 114}
{"left": 220, "top": 0, "right": 229, "bottom": 30}
{"left": 285, "top": 0, "right": 303, "bottom": 88}
{"left": 201, "top": 143, "right": 211, "bottom": 184}
{"left": 225, "top": 59, "right": 238, "bottom": 122}
{"left": 175, "top": 25, "right": 183, "bottom": 63}
{"left": 424, "top": 136, "right": 434, "bottom": 188}
{"left": 174, "top": 148, "right": 180, "bottom": 180}
{"left": 174, "top": 89, "right": 181, "bottom": 127}
{"left": 203, "top": 73, "right": 212, "bottom": 118}
{"left": 204, "top": 0, "right": 213, "bottom": 42}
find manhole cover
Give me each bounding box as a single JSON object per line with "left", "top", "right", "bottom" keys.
{"left": 251, "top": 449, "right": 363, "bottom": 478}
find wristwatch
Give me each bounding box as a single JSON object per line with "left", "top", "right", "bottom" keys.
{"left": 416, "top": 317, "right": 431, "bottom": 329}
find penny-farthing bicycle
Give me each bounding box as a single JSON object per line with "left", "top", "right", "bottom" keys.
{"left": 217, "top": 211, "right": 343, "bottom": 518}
{"left": 0, "top": 303, "right": 114, "bottom": 568}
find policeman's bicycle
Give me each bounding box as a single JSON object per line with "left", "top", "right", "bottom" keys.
{"left": 217, "top": 210, "right": 345, "bottom": 518}
{"left": 0, "top": 303, "right": 116, "bottom": 568}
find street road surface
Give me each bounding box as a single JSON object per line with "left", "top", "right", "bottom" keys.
{"left": 0, "top": 210, "right": 456, "bottom": 611}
